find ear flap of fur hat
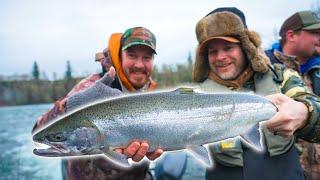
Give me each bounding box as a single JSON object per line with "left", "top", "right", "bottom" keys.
{"left": 192, "top": 46, "right": 209, "bottom": 82}
{"left": 239, "top": 29, "right": 270, "bottom": 73}
{"left": 193, "top": 11, "right": 270, "bottom": 82}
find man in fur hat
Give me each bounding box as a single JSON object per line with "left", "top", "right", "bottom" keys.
{"left": 193, "top": 8, "right": 320, "bottom": 180}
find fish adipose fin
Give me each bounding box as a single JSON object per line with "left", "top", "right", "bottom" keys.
{"left": 103, "top": 148, "right": 130, "bottom": 168}
{"left": 240, "top": 123, "right": 264, "bottom": 152}
{"left": 187, "top": 145, "right": 212, "bottom": 167}
{"left": 173, "top": 87, "right": 198, "bottom": 94}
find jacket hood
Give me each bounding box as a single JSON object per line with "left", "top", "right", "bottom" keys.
{"left": 193, "top": 11, "right": 270, "bottom": 82}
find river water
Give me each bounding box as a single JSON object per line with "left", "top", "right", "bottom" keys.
{"left": 0, "top": 104, "right": 62, "bottom": 180}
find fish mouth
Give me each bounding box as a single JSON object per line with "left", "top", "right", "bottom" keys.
{"left": 33, "top": 147, "right": 68, "bottom": 157}
{"left": 33, "top": 142, "right": 71, "bottom": 157}
{"left": 33, "top": 141, "right": 98, "bottom": 157}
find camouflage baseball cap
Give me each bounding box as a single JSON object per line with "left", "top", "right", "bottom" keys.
{"left": 280, "top": 11, "right": 320, "bottom": 37}
{"left": 121, "top": 27, "right": 156, "bottom": 54}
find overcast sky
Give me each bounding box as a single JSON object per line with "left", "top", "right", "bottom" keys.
{"left": 0, "top": 0, "right": 318, "bottom": 79}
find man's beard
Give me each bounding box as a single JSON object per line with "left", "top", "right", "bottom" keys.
{"left": 211, "top": 61, "right": 238, "bottom": 80}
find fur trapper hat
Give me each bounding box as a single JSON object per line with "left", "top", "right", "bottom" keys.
{"left": 193, "top": 11, "right": 270, "bottom": 82}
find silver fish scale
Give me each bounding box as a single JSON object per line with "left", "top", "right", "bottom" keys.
{"left": 74, "top": 92, "right": 276, "bottom": 151}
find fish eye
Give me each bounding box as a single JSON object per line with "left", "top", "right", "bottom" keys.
{"left": 47, "top": 133, "right": 66, "bottom": 142}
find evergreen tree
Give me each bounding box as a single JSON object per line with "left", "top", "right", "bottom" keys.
{"left": 65, "top": 60, "right": 72, "bottom": 79}
{"left": 312, "top": 1, "right": 320, "bottom": 15}
{"left": 187, "top": 51, "right": 193, "bottom": 67}
{"left": 32, "top": 61, "right": 39, "bottom": 80}
{"left": 187, "top": 51, "right": 193, "bottom": 73}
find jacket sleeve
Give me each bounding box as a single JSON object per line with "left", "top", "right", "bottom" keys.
{"left": 279, "top": 68, "right": 320, "bottom": 142}
{"left": 66, "top": 73, "right": 122, "bottom": 111}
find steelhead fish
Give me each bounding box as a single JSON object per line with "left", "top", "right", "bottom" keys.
{"left": 33, "top": 87, "right": 277, "bottom": 167}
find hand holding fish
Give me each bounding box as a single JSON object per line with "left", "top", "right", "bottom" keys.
{"left": 114, "top": 141, "right": 163, "bottom": 162}
{"left": 265, "top": 93, "right": 309, "bottom": 137}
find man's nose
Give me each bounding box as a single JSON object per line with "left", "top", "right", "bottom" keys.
{"left": 216, "top": 51, "right": 227, "bottom": 61}
{"left": 134, "top": 57, "right": 144, "bottom": 67}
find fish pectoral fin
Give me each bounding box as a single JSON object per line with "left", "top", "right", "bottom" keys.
{"left": 187, "top": 145, "right": 212, "bottom": 167}
{"left": 103, "top": 149, "right": 130, "bottom": 168}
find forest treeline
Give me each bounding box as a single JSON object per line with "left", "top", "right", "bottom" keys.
{"left": 0, "top": 54, "right": 193, "bottom": 106}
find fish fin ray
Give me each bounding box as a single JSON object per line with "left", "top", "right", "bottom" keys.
{"left": 103, "top": 148, "right": 130, "bottom": 168}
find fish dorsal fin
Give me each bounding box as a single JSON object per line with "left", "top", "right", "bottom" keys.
{"left": 173, "top": 87, "right": 198, "bottom": 94}
{"left": 187, "top": 145, "right": 212, "bottom": 167}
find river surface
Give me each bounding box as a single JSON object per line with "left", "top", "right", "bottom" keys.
{"left": 0, "top": 104, "right": 62, "bottom": 180}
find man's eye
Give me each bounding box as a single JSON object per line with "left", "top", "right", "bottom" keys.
{"left": 208, "top": 49, "right": 217, "bottom": 55}
{"left": 224, "top": 46, "right": 233, "bottom": 51}
{"left": 143, "top": 56, "right": 152, "bottom": 61}
{"left": 307, "top": 30, "right": 320, "bottom": 35}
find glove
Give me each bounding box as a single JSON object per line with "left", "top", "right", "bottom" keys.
{"left": 66, "top": 67, "right": 122, "bottom": 111}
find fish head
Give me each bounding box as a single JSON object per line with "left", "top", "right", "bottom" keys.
{"left": 33, "top": 116, "right": 104, "bottom": 157}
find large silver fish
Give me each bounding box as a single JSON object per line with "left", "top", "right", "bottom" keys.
{"left": 33, "top": 88, "right": 277, "bottom": 167}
